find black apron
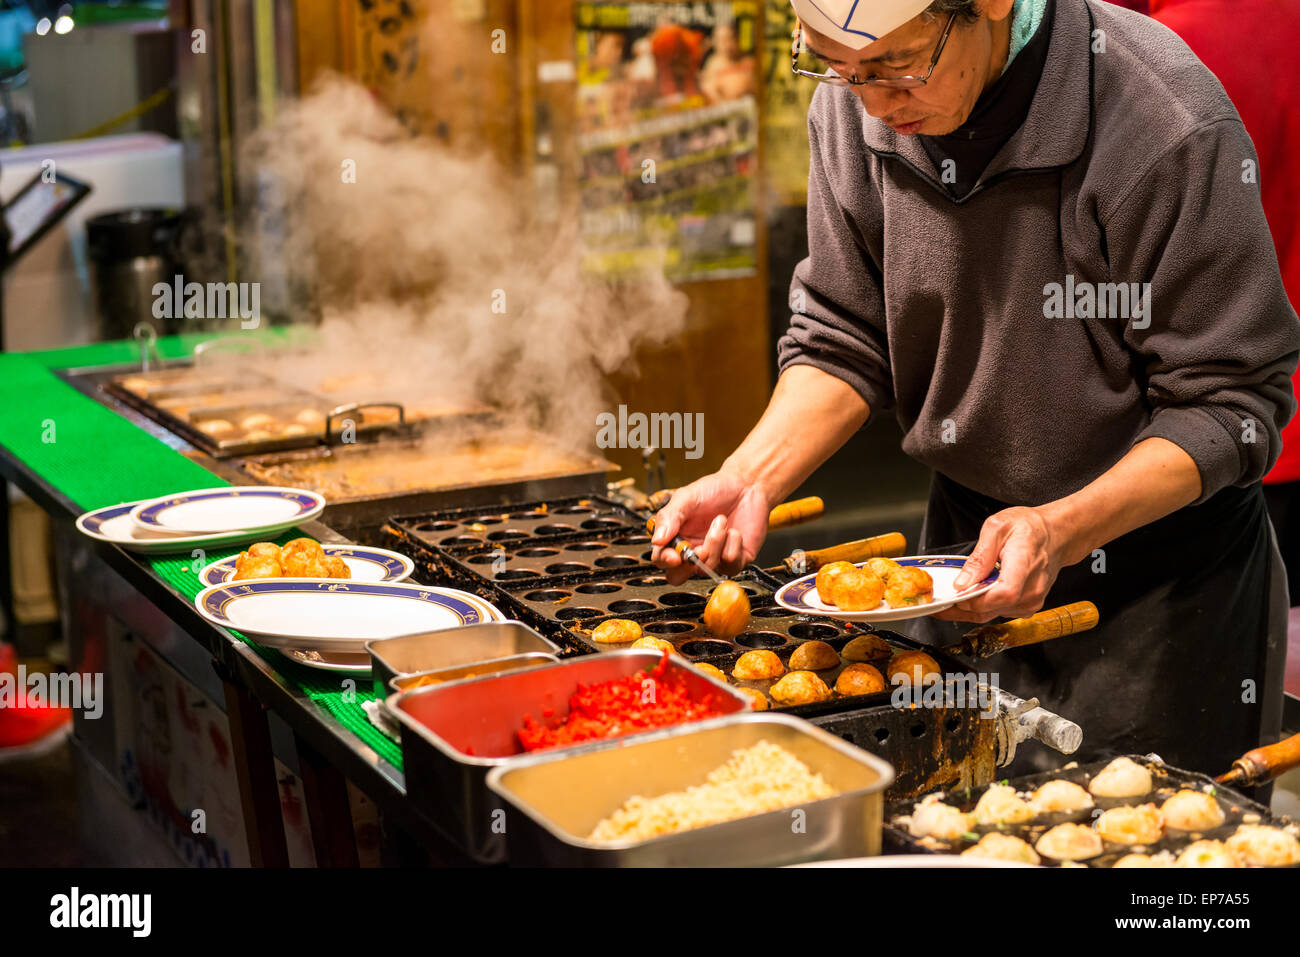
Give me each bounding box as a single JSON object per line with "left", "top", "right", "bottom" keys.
{"left": 906, "top": 472, "right": 1289, "bottom": 780}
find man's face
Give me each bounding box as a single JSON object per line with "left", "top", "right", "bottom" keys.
{"left": 801, "top": 4, "right": 1010, "bottom": 136}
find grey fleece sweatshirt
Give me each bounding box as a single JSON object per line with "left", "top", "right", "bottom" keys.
{"left": 778, "top": 0, "right": 1299, "bottom": 506}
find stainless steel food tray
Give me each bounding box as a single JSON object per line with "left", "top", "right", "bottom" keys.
{"left": 486, "top": 712, "right": 895, "bottom": 867}
{"left": 366, "top": 620, "right": 559, "bottom": 698}
{"left": 386, "top": 649, "right": 752, "bottom": 863}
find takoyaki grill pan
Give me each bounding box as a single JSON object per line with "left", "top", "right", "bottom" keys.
{"left": 883, "top": 754, "right": 1299, "bottom": 866}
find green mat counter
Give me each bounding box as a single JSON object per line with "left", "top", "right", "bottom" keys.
{"left": 0, "top": 334, "right": 472, "bottom": 866}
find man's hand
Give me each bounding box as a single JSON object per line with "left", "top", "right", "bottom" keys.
{"left": 932, "top": 506, "right": 1065, "bottom": 622}
{"left": 649, "top": 472, "right": 773, "bottom": 584}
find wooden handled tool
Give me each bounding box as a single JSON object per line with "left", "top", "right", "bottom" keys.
{"left": 944, "top": 601, "right": 1100, "bottom": 659}
{"left": 767, "top": 496, "right": 824, "bottom": 529}
{"left": 1216, "top": 731, "right": 1300, "bottom": 787}
{"left": 781, "top": 532, "right": 907, "bottom": 574}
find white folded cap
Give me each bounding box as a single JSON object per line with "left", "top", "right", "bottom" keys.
{"left": 790, "top": 0, "right": 936, "bottom": 49}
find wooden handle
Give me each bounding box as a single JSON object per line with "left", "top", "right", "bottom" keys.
{"left": 958, "top": 602, "right": 1099, "bottom": 659}
{"left": 1216, "top": 731, "right": 1300, "bottom": 786}
{"left": 768, "top": 496, "right": 824, "bottom": 529}
{"left": 783, "top": 532, "right": 907, "bottom": 574}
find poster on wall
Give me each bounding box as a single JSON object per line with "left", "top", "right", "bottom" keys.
{"left": 574, "top": 1, "right": 760, "bottom": 281}
{"left": 762, "top": 0, "right": 815, "bottom": 206}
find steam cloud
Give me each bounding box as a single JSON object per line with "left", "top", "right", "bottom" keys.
{"left": 240, "top": 74, "right": 690, "bottom": 454}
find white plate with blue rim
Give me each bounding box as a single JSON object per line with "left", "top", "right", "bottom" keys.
{"left": 76, "top": 500, "right": 293, "bottom": 555}
{"left": 194, "top": 580, "right": 504, "bottom": 654}
{"left": 130, "top": 486, "right": 325, "bottom": 536}
{"left": 774, "top": 555, "right": 999, "bottom": 623}
{"left": 198, "top": 544, "right": 415, "bottom": 587}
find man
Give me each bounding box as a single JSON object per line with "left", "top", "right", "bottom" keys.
{"left": 1145, "top": 0, "right": 1300, "bottom": 601}
{"left": 651, "top": 0, "right": 1298, "bottom": 774}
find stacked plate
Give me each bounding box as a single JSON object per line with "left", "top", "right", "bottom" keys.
{"left": 76, "top": 486, "right": 328, "bottom": 555}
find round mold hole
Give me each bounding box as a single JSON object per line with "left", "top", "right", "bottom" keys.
{"left": 639, "top": 550, "right": 654, "bottom": 561}
{"left": 945, "top": 716, "right": 962, "bottom": 733}
{"left": 441, "top": 535, "right": 483, "bottom": 547}
{"left": 508, "top": 509, "right": 548, "bottom": 519}
{"left": 910, "top": 723, "right": 928, "bottom": 738}
{"left": 644, "top": 621, "right": 695, "bottom": 635}
{"left": 515, "top": 547, "right": 559, "bottom": 558}
{"left": 735, "top": 631, "right": 786, "bottom": 649}
{"left": 680, "top": 640, "right": 733, "bottom": 657}
{"left": 564, "top": 542, "right": 607, "bottom": 552}
{"left": 532, "top": 524, "right": 575, "bottom": 536}
{"left": 553, "top": 505, "right": 595, "bottom": 515}
{"left": 556, "top": 607, "right": 603, "bottom": 621}
{"left": 466, "top": 555, "right": 497, "bottom": 565}
{"left": 751, "top": 607, "right": 791, "bottom": 619}
{"left": 468, "top": 516, "right": 504, "bottom": 525}
{"left": 626, "top": 575, "right": 668, "bottom": 587}
{"left": 496, "top": 570, "right": 537, "bottom": 581}
{"left": 575, "top": 582, "right": 622, "bottom": 594}
{"left": 612, "top": 535, "right": 651, "bottom": 546}
{"left": 523, "top": 590, "right": 571, "bottom": 602}
{"left": 874, "top": 728, "right": 890, "bottom": 743}
{"left": 595, "top": 556, "right": 638, "bottom": 568}
{"left": 658, "top": 592, "right": 706, "bottom": 607}
{"left": 486, "top": 530, "right": 530, "bottom": 542}
{"left": 608, "top": 599, "right": 656, "bottom": 614}
{"left": 415, "top": 521, "right": 457, "bottom": 532}
{"left": 788, "top": 623, "right": 839, "bottom": 641}
{"left": 581, "top": 518, "right": 625, "bottom": 530}
{"left": 544, "top": 562, "right": 590, "bottom": 575}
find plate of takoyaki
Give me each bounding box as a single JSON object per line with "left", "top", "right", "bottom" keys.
{"left": 199, "top": 538, "right": 414, "bottom": 587}
{"left": 775, "top": 556, "right": 999, "bottom": 622}
{"left": 193, "top": 580, "right": 504, "bottom": 653}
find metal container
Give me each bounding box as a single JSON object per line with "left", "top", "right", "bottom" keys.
{"left": 367, "top": 621, "right": 559, "bottom": 699}
{"left": 388, "top": 652, "right": 559, "bottom": 694}
{"left": 486, "top": 713, "right": 895, "bottom": 867}
{"left": 386, "top": 650, "right": 753, "bottom": 862}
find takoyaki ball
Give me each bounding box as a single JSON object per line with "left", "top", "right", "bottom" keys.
{"left": 908, "top": 796, "right": 970, "bottom": 840}
{"left": 830, "top": 568, "right": 886, "bottom": 610}
{"left": 1088, "top": 757, "right": 1153, "bottom": 798}
{"left": 694, "top": 662, "right": 728, "bottom": 682}
{"left": 280, "top": 423, "right": 309, "bottom": 437}
{"left": 788, "top": 640, "right": 840, "bottom": 671}
{"left": 734, "top": 687, "right": 769, "bottom": 711}
{"left": 198, "top": 419, "right": 235, "bottom": 438}
{"left": 834, "top": 663, "right": 886, "bottom": 696}
{"left": 1175, "top": 840, "right": 1240, "bottom": 868}
{"left": 631, "top": 636, "right": 676, "bottom": 655}
{"left": 841, "top": 633, "right": 893, "bottom": 662}
{"left": 961, "top": 833, "right": 1041, "bottom": 865}
{"left": 247, "top": 542, "right": 282, "bottom": 560}
{"left": 120, "top": 376, "right": 150, "bottom": 394}
{"left": 814, "top": 561, "right": 857, "bottom": 604}
{"left": 973, "top": 784, "right": 1034, "bottom": 827}
{"left": 232, "top": 556, "right": 282, "bottom": 581}
{"left": 886, "top": 650, "right": 942, "bottom": 687}
{"left": 769, "top": 670, "right": 832, "bottom": 706}
{"left": 1160, "top": 789, "right": 1225, "bottom": 831}
{"left": 1096, "top": 803, "right": 1164, "bottom": 845}
{"left": 280, "top": 537, "right": 325, "bottom": 567}
{"left": 732, "top": 650, "right": 785, "bottom": 681}
{"left": 864, "top": 557, "right": 903, "bottom": 582}
{"left": 1035, "top": 823, "right": 1103, "bottom": 862}
{"left": 295, "top": 558, "right": 333, "bottom": 579}
{"left": 591, "top": 618, "right": 642, "bottom": 644}
{"left": 884, "top": 566, "right": 934, "bottom": 608}
{"left": 295, "top": 408, "right": 326, "bottom": 427}
{"left": 1224, "top": 825, "right": 1300, "bottom": 867}
{"left": 1029, "top": 780, "right": 1094, "bottom": 815}
{"left": 322, "top": 556, "right": 351, "bottom": 579}
{"left": 243, "top": 429, "right": 277, "bottom": 442}
{"left": 1113, "top": 853, "right": 1165, "bottom": 868}
{"left": 702, "top": 580, "right": 750, "bottom": 640}
{"left": 240, "top": 412, "right": 277, "bottom": 432}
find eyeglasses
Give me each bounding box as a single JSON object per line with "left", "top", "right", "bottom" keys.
{"left": 791, "top": 12, "right": 957, "bottom": 89}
